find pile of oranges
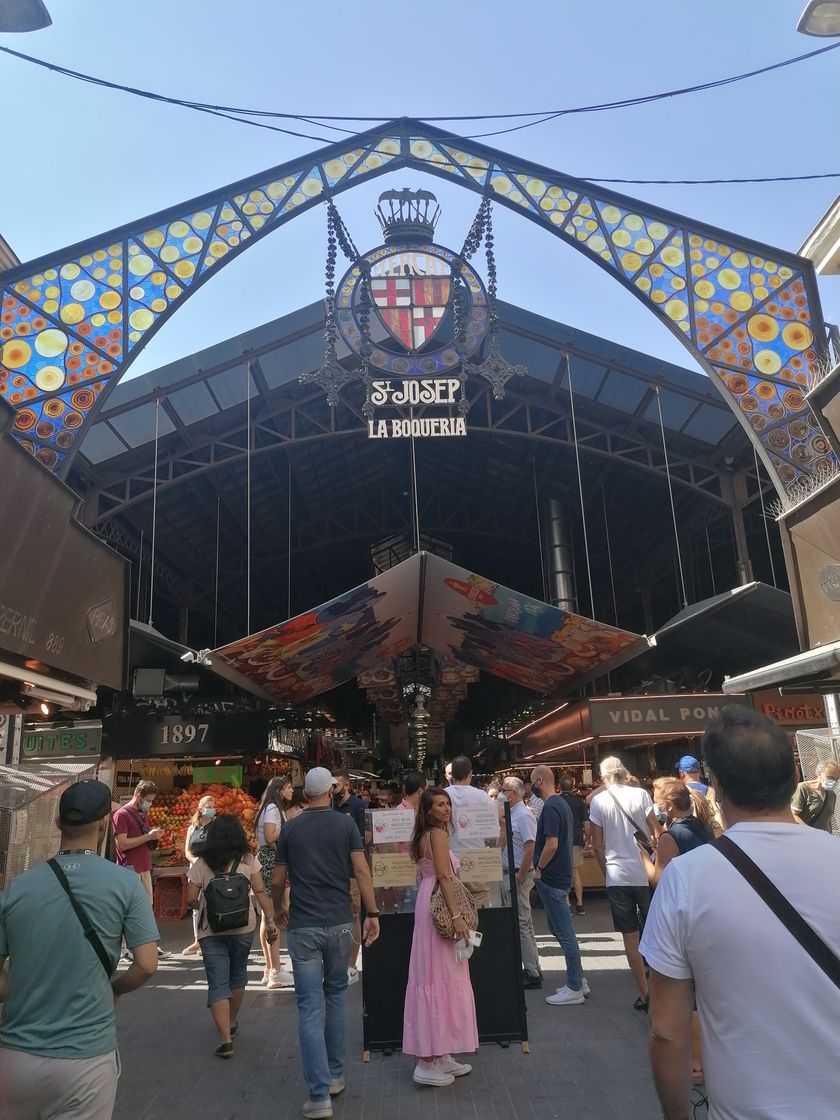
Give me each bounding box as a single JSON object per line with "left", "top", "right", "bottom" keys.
{"left": 148, "top": 783, "right": 258, "bottom": 866}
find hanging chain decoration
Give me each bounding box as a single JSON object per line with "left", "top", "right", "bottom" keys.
{"left": 452, "top": 197, "right": 525, "bottom": 404}
{"left": 451, "top": 197, "right": 492, "bottom": 415}
{"left": 472, "top": 201, "right": 526, "bottom": 400}
{"left": 301, "top": 202, "right": 365, "bottom": 406}
{"left": 304, "top": 190, "right": 524, "bottom": 428}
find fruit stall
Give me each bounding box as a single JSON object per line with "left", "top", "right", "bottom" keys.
{"left": 147, "top": 781, "right": 259, "bottom": 868}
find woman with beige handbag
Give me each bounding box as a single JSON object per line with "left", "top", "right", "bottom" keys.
{"left": 402, "top": 788, "right": 479, "bottom": 1088}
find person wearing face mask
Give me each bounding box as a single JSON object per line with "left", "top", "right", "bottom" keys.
{"left": 182, "top": 795, "right": 216, "bottom": 955}
{"left": 791, "top": 759, "right": 839, "bottom": 832}
{"left": 112, "top": 780, "right": 164, "bottom": 905}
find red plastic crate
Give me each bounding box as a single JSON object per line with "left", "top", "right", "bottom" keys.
{"left": 153, "top": 873, "right": 188, "bottom": 921}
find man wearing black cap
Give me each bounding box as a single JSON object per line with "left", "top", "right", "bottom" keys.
{"left": 0, "top": 779, "right": 159, "bottom": 1120}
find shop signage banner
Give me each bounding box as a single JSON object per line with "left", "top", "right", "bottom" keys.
{"left": 752, "top": 690, "right": 826, "bottom": 727}
{"left": 367, "top": 379, "right": 467, "bottom": 440}
{"left": 454, "top": 806, "right": 500, "bottom": 842}
{"left": 370, "top": 808, "right": 415, "bottom": 845}
{"left": 104, "top": 712, "right": 269, "bottom": 758}
{"left": 0, "top": 436, "right": 127, "bottom": 689}
{"left": 589, "top": 694, "right": 752, "bottom": 737}
{"left": 372, "top": 852, "right": 417, "bottom": 887}
{"left": 458, "top": 848, "right": 502, "bottom": 883}
{"left": 193, "top": 764, "right": 243, "bottom": 787}
{"left": 21, "top": 722, "right": 102, "bottom": 761}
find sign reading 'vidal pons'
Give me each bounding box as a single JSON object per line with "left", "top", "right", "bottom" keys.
{"left": 367, "top": 378, "right": 467, "bottom": 439}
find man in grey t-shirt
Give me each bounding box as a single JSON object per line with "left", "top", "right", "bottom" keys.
{"left": 0, "top": 780, "right": 158, "bottom": 1120}
{"left": 273, "top": 767, "right": 380, "bottom": 1120}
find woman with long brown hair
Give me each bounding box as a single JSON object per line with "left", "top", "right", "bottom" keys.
{"left": 402, "top": 787, "right": 478, "bottom": 1088}
{"left": 254, "top": 775, "right": 294, "bottom": 987}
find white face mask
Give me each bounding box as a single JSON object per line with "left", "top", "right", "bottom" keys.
{"left": 822, "top": 778, "right": 838, "bottom": 791}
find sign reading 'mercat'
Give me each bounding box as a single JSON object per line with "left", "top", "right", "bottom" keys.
{"left": 367, "top": 377, "right": 467, "bottom": 439}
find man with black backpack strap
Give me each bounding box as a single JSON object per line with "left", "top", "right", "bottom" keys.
{"left": 641, "top": 708, "right": 840, "bottom": 1120}
{"left": 0, "top": 779, "right": 158, "bottom": 1120}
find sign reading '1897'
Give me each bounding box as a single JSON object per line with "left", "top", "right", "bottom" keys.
{"left": 367, "top": 378, "right": 467, "bottom": 439}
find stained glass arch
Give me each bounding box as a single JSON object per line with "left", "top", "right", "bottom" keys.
{"left": 0, "top": 117, "right": 831, "bottom": 497}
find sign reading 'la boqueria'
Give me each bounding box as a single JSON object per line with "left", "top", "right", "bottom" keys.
{"left": 366, "top": 378, "right": 467, "bottom": 439}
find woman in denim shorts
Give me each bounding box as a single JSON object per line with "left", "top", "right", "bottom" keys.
{"left": 186, "top": 815, "right": 277, "bottom": 1057}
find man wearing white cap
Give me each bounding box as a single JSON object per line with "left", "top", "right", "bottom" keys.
{"left": 273, "top": 767, "right": 380, "bottom": 1120}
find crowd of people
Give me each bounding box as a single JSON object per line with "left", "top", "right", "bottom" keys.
{"left": 0, "top": 708, "right": 838, "bottom": 1120}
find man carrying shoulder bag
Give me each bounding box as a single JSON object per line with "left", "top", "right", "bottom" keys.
{"left": 0, "top": 780, "right": 159, "bottom": 1120}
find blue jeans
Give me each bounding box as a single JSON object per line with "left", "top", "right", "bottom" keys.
{"left": 287, "top": 923, "right": 354, "bottom": 1101}
{"left": 535, "top": 880, "right": 583, "bottom": 991}
{"left": 199, "top": 933, "right": 254, "bottom": 1006}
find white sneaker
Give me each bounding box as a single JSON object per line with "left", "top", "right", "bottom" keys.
{"left": 328, "top": 1077, "right": 345, "bottom": 1097}
{"left": 347, "top": 966, "right": 359, "bottom": 986}
{"left": 438, "top": 1054, "right": 472, "bottom": 1077}
{"left": 267, "top": 968, "right": 295, "bottom": 989}
{"left": 302, "top": 1099, "right": 332, "bottom": 1118}
{"left": 555, "top": 977, "right": 590, "bottom": 998}
{"left": 546, "top": 984, "right": 585, "bottom": 1006}
{"left": 413, "top": 1059, "right": 455, "bottom": 1086}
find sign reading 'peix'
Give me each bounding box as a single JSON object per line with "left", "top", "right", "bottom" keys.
{"left": 367, "top": 378, "right": 467, "bottom": 439}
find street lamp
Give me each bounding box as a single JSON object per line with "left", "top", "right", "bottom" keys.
{"left": 0, "top": 0, "right": 51, "bottom": 31}
{"left": 797, "top": 0, "right": 840, "bottom": 35}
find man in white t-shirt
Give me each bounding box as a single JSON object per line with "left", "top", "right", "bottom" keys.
{"left": 640, "top": 707, "right": 840, "bottom": 1120}
{"left": 445, "top": 756, "right": 496, "bottom": 908}
{"left": 589, "top": 758, "right": 657, "bottom": 1011}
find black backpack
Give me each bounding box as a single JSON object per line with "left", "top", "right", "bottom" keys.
{"left": 203, "top": 858, "right": 252, "bottom": 933}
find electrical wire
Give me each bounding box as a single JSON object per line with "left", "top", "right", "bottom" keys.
{"left": 1, "top": 40, "right": 837, "bottom": 132}
{"left": 1, "top": 42, "right": 839, "bottom": 185}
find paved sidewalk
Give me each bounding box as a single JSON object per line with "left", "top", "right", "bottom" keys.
{"left": 114, "top": 899, "right": 707, "bottom": 1120}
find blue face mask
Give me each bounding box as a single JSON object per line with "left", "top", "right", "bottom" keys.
{"left": 654, "top": 808, "right": 668, "bottom": 824}
{"left": 140, "top": 800, "right": 152, "bottom": 812}
{"left": 823, "top": 778, "right": 837, "bottom": 791}
{"left": 202, "top": 806, "right": 216, "bottom": 818}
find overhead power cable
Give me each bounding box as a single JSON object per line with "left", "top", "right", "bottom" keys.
{"left": 0, "top": 40, "right": 838, "bottom": 134}
{"left": 1, "top": 43, "right": 839, "bottom": 185}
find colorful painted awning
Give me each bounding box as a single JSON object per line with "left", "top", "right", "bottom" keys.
{"left": 209, "top": 553, "right": 650, "bottom": 707}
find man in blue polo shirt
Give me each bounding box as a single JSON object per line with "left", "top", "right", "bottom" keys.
{"left": 0, "top": 780, "right": 159, "bottom": 1120}
{"left": 530, "top": 765, "right": 587, "bottom": 1008}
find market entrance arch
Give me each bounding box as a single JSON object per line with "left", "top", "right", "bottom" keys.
{"left": 0, "top": 118, "right": 831, "bottom": 498}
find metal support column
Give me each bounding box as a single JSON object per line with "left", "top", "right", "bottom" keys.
{"left": 543, "top": 498, "right": 576, "bottom": 612}
{"left": 721, "top": 471, "right": 753, "bottom": 586}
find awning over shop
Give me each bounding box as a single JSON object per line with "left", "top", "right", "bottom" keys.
{"left": 651, "top": 582, "right": 798, "bottom": 678}
{"left": 723, "top": 640, "right": 840, "bottom": 695}
{"left": 209, "top": 553, "right": 650, "bottom": 706}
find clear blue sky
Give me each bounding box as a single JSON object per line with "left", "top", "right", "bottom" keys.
{"left": 1, "top": 0, "right": 838, "bottom": 380}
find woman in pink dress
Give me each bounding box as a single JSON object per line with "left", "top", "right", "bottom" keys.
{"left": 403, "top": 787, "right": 479, "bottom": 1087}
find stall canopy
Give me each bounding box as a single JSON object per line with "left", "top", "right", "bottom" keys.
{"left": 650, "top": 582, "right": 798, "bottom": 680}
{"left": 209, "top": 553, "right": 650, "bottom": 706}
